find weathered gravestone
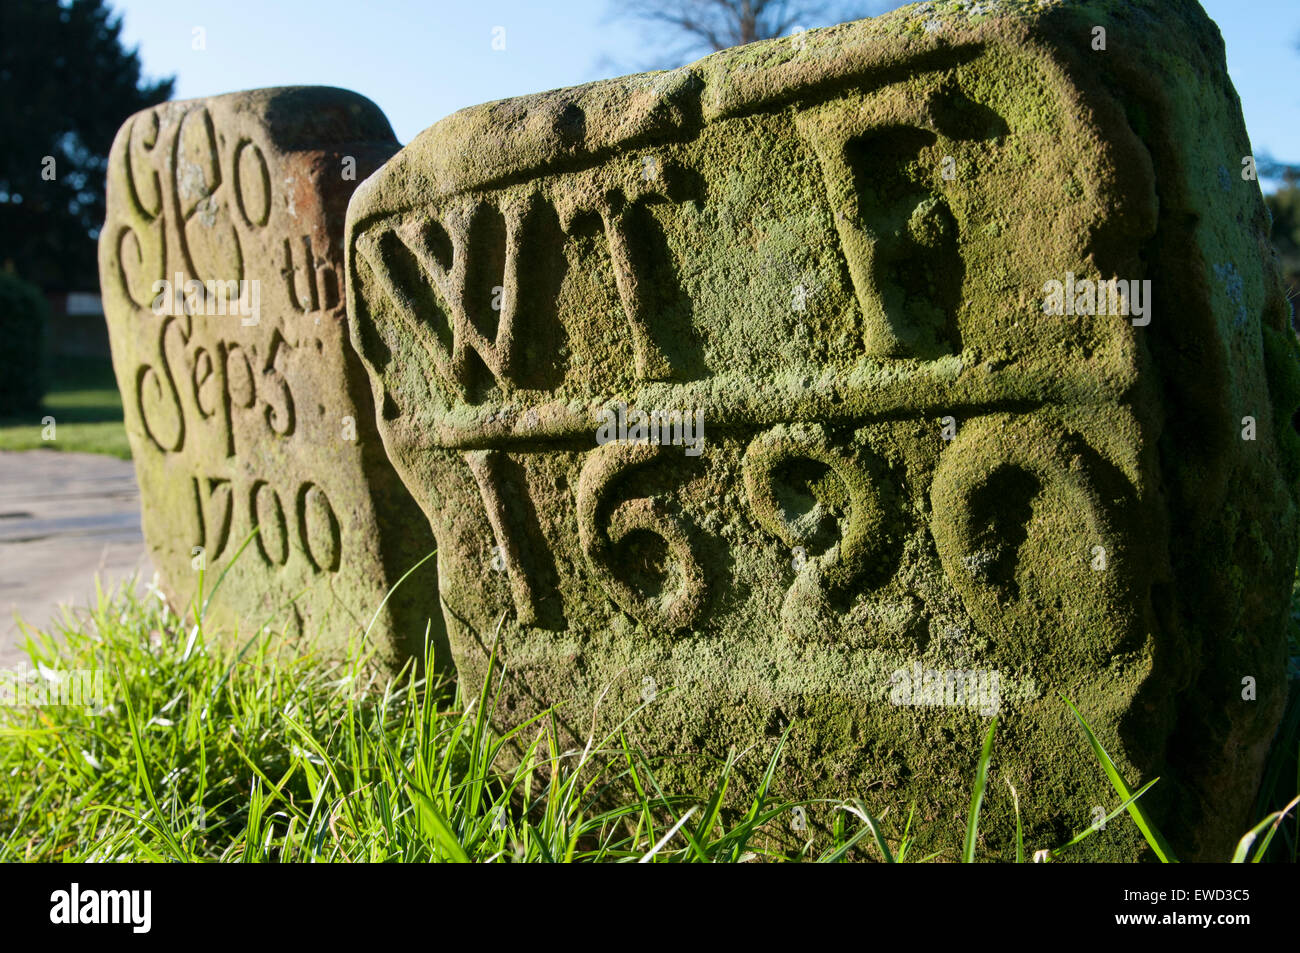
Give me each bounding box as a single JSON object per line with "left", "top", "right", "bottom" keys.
{"left": 100, "top": 87, "right": 443, "bottom": 667}
{"left": 345, "top": 1, "right": 1300, "bottom": 858}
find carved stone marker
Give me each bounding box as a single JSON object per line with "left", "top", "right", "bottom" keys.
{"left": 346, "top": 2, "right": 1300, "bottom": 859}
{"left": 100, "top": 87, "right": 442, "bottom": 666}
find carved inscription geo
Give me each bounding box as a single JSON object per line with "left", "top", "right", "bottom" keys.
{"left": 101, "top": 87, "right": 441, "bottom": 664}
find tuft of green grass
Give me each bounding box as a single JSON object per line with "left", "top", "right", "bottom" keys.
{"left": 2, "top": 578, "right": 1298, "bottom": 863}
{"left": 0, "top": 356, "right": 130, "bottom": 458}
{"left": 1038, "top": 698, "right": 1299, "bottom": 864}
{"left": 0, "top": 580, "right": 876, "bottom": 862}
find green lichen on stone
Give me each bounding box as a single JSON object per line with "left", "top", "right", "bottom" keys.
{"left": 345, "top": 1, "right": 1297, "bottom": 860}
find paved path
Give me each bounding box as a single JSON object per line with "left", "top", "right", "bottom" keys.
{"left": 0, "top": 451, "right": 150, "bottom": 671}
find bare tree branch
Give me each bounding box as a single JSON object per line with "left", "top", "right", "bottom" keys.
{"left": 610, "top": 0, "right": 895, "bottom": 65}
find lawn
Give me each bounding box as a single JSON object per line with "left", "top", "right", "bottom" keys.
{"left": 0, "top": 356, "right": 130, "bottom": 459}
{"left": 1, "top": 575, "right": 1296, "bottom": 863}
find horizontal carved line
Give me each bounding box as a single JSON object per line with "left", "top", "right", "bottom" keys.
{"left": 388, "top": 364, "right": 1131, "bottom": 450}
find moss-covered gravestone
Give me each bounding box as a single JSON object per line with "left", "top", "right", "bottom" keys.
{"left": 100, "top": 88, "right": 442, "bottom": 666}
{"left": 346, "top": 1, "right": 1300, "bottom": 858}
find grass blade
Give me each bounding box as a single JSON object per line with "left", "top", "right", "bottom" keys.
{"left": 962, "top": 716, "right": 998, "bottom": 863}
{"left": 1062, "top": 695, "right": 1177, "bottom": 863}
{"left": 1232, "top": 793, "right": 1300, "bottom": 862}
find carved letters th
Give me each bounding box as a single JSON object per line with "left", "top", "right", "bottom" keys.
{"left": 102, "top": 88, "right": 439, "bottom": 662}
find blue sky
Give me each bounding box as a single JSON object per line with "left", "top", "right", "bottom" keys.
{"left": 113, "top": 0, "right": 1298, "bottom": 182}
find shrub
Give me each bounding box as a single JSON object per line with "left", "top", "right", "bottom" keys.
{"left": 0, "top": 270, "right": 49, "bottom": 416}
